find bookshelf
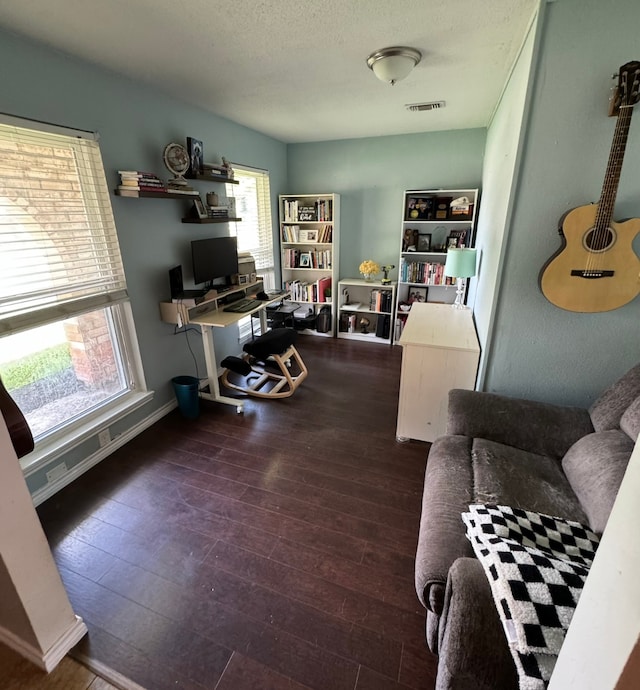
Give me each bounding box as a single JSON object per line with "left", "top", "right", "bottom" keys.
{"left": 337, "top": 279, "right": 396, "bottom": 345}
{"left": 395, "top": 188, "right": 479, "bottom": 339}
{"left": 279, "top": 193, "right": 340, "bottom": 337}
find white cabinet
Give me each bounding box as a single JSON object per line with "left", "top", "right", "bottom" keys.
{"left": 396, "top": 302, "right": 480, "bottom": 443}
{"left": 337, "top": 279, "right": 396, "bottom": 345}
{"left": 395, "top": 188, "right": 478, "bottom": 339}
{"left": 279, "top": 193, "right": 340, "bottom": 337}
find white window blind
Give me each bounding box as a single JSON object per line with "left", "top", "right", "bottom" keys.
{"left": 227, "top": 166, "right": 275, "bottom": 291}
{"left": 0, "top": 118, "right": 128, "bottom": 336}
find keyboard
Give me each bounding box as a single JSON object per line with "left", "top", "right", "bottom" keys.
{"left": 223, "top": 298, "right": 263, "bottom": 313}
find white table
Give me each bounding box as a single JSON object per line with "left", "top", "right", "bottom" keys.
{"left": 160, "top": 283, "right": 286, "bottom": 413}
{"left": 396, "top": 302, "right": 480, "bottom": 442}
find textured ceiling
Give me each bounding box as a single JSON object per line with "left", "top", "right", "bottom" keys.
{"left": 0, "top": 0, "right": 539, "bottom": 143}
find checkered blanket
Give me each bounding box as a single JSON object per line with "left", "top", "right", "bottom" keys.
{"left": 462, "top": 505, "right": 600, "bottom": 690}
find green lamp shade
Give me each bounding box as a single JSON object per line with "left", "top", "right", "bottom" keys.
{"left": 444, "top": 248, "right": 477, "bottom": 278}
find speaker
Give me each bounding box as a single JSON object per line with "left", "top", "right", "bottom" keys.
{"left": 169, "top": 265, "right": 184, "bottom": 299}
{"left": 375, "top": 314, "right": 391, "bottom": 339}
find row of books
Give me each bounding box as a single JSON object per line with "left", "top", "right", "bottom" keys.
{"left": 116, "top": 170, "right": 198, "bottom": 196}
{"left": 369, "top": 289, "right": 394, "bottom": 313}
{"left": 117, "top": 170, "right": 167, "bottom": 193}
{"left": 285, "top": 277, "right": 331, "bottom": 303}
{"left": 283, "top": 248, "right": 332, "bottom": 270}
{"left": 282, "top": 199, "right": 333, "bottom": 223}
{"left": 280, "top": 224, "right": 333, "bottom": 243}
{"left": 400, "top": 259, "right": 456, "bottom": 286}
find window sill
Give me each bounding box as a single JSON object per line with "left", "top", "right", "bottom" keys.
{"left": 21, "top": 390, "right": 154, "bottom": 477}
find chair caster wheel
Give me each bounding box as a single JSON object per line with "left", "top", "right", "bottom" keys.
{"left": 236, "top": 406, "right": 244, "bottom": 415}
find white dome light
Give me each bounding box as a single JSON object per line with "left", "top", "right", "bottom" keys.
{"left": 366, "top": 47, "right": 422, "bottom": 86}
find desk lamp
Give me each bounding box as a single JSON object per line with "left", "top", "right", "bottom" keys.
{"left": 444, "top": 248, "right": 477, "bottom": 309}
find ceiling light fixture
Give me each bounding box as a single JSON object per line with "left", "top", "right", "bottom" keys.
{"left": 366, "top": 46, "right": 422, "bottom": 86}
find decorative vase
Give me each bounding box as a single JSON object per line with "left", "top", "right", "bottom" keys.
{"left": 362, "top": 273, "right": 374, "bottom": 282}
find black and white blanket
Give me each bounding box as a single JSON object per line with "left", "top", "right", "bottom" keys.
{"left": 462, "top": 504, "right": 600, "bottom": 689}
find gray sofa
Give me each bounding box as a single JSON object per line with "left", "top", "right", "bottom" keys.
{"left": 415, "top": 363, "right": 640, "bottom": 690}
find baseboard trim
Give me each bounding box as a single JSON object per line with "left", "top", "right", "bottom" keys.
{"left": 0, "top": 615, "right": 87, "bottom": 672}
{"left": 31, "top": 399, "right": 177, "bottom": 506}
{"left": 71, "top": 649, "right": 148, "bottom": 690}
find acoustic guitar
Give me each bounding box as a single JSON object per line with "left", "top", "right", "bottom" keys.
{"left": 540, "top": 61, "right": 640, "bottom": 312}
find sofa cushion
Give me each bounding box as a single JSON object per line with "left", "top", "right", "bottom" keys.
{"left": 562, "top": 430, "right": 633, "bottom": 533}
{"left": 471, "top": 438, "right": 587, "bottom": 523}
{"left": 620, "top": 395, "right": 640, "bottom": 441}
{"left": 589, "top": 363, "right": 640, "bottom": 432}
{"left": 415, "top": 436, "right": 587, "bottom": 620}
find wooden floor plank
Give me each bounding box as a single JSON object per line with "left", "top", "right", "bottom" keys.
{"left": 28, "top": 336, "right": 438, "bottom": 690}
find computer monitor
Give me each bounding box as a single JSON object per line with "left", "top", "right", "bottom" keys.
{"left": 191, "top": 236, "right": 239, "bottom": 288}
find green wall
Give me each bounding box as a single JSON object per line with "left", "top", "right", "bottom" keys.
{"left": 483, "top": 0, "right": 640, "bottom": 406}
{"left": 287, "top": 130, "right": 485, "bottom": 282}
{"left": 0, "top": 27, "right": 287, "bottom": 494}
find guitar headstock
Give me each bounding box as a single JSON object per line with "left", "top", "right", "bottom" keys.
{"left": 611, "top": 61, "right": 640, "bottom": 115}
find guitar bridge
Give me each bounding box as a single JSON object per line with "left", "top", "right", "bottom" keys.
{"left": 570, "top": 269, "right": 615, "bottom": 279}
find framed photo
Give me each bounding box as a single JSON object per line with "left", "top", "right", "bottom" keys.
{"left": 402, "top": 228, "right": 419, "bottom": 252}
{"left": 408, "top": 287, "right": 427, "bottom": 304}
{"left": 417, "top": 233, "right": 432, "bottom": 252}
{"left": 299, "top": 229, "right": 318, "bottom": 243}
{"left": 192, "top": 197, "right": 208, "bottom": 219}
{"left": 447, "top": 228, "right": 469, "bottom": 248}
{"left": 186, "top": 136, "right": 204, "bottom": 176}
{"left": 299, "top": 252, "right": 312, "bottom": 268}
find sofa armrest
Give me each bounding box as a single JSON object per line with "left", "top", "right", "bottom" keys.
{"left": 415, "top": 435, "right": 475, "bottom": 614}
{"left": 447, "top": 389, "right": 594, "bottom": 459}
{"left": 436, "top": 557, "right": 518, "bottom": 690}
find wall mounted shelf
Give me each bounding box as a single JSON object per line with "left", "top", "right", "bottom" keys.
{"left": 181, "top": 217, "right": 242, "bottom": 224}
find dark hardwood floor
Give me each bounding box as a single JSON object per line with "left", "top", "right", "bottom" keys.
{"left": 37, "top": 335, "right": 437, "bottom": 690}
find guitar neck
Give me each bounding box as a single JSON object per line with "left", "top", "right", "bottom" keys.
{"left": 596, "top": 104, "right": 633, "bottom": 229}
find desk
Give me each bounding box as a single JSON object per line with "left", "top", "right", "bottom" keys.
{"left": 396, "top": 302, "right": 480, "bottom": 442}
{"left": 159, "top": 282, "right": 287, "bottom": 413}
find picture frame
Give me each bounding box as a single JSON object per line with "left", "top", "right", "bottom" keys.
{"left": 299, "top": 229, "right": 318, "bottom": 243}
{"left": 299, "top": 252, "right": 312, "bottom": 268}
{"left": 192, "top": 197, "right": 208, "bottom": 219}
{"left": 408, "top": 287, "right": 427, "bottom": 304}
{"left": 417, "top": 233, "right": 432, "bottom": 252}
{"left": 447, "top": 228, "right": 469, "bottom": 248}
{"left": 405, "top": 196, "right": 435, "bottom": 220}
{"left": 186, "top": 136, "right": 204, "bottom": 177}
{"left": 402, "top": 228, "right": 419, "bottom": 252}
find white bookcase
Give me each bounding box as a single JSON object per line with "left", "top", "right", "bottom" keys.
{"left": 279, "top": 193, "right": 340, "bottom": 337}
{"left": 337, "top": 279, "right": 396, "bottom": 345}
{"left": 395, "top": 188, "right": 479, "bottom": 338}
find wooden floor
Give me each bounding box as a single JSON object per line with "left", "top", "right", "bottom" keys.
{"left": 35, "top": 335, "right": 437, "bottom": 690}
{"left": 0, "top": 643, "right": 120, "bottom": 690}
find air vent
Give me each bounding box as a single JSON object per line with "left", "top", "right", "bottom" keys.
{"left": 405, "top": 101, "right": 446, "bottom": 112}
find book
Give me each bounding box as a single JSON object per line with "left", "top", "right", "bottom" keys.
{"left": 166, "top": 187, "right": 199, "bottom": 195}
{"left": 316, "top": 276, "right": 332, "bottom": 303}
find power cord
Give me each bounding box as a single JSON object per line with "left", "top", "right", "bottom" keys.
{"left": 173, "top": 325, "right": 201, "bottom": 380}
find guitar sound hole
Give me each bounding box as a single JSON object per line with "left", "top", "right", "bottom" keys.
{"left": 584, "top": 227, "right": 615, "bottom": 252}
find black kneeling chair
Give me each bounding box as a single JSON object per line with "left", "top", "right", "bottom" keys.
{"left": 221, "top": 329, "right": 307, "bottom": 399}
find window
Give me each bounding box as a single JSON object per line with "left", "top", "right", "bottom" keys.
{"left": 227, "top": 165, "right": 276, "bottom": 341}
{"left": 227, "top": 166, "right": 275, "bottom": 290}
{"left": 0, "top": 116, "right": 146, "bottom": 452}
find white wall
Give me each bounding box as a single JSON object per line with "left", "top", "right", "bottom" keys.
{"left": 472, "top": 11, "right": 539, "bottom": 384}
{"left": 549, "top": 436, "right": 640, "bottom": 689}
